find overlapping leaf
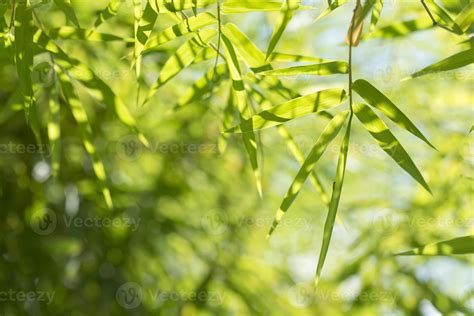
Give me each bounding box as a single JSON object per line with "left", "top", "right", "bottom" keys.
{"left": 396, "top": 235, "right": 474, "bottom": 255}
{"left": 53, "top": 0, "right": 80, "bottom": 27}
{"left": 353, "top": 103, "right": 431, "bottom": 193}
{"left": 267, "top": 110, "right": 349, "bottom": 238}
{"left": 352, "top": 79, "right": 435, "bottom": 149}
{"left": 422, "top": 0, "right": 463, "bottom": 34}
{"left": 260, "top": 61, "right": 349, "bottom": 76}
{"left": 370, "top": 0, "right": 384, "bottom": 32}
{"left": 93, "top": 0, "right": 122, "bottom": 29}
{"left": 316, "top": 0, "right": 347, "bottom": 21}
{"left": 266, "top": 0, "right": 300, "bottom": 60}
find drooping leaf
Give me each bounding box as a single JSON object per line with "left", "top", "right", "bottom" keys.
{"left": 268, "top": 52, "right": 332, "bottom": 63}
{"left": 364, "top": 18, "right": 433, "bottom": 39}
{"left": 57, "top": 69, "right": 113, "bottom": 209}
{"left": 222, "top": 32, "right": 262, "bottom": 196}
{"left": 352, "top": 79, "right": 435, "bottom": 149}
{"left": 353, "top": 103, "right": 431, "bottom": 193}
{"left": 14, "top": 0, "right": 41, "bottom": 143}
{"left": 53, "top": 0, "right": 80, "bottom": 27}
{"left": 265, "top": 0, "right": 300, "bottom": 60}
{"left": 315, "top": 113, "right": 352, "bottom": 286}
{"left": 396, "top": 235, "right": 474, "bottom": 256}
{"left": 267, "top": 111, "right": 349, "bottom": 238}
{"left": 370, "top": 0, "right": 384, "bottom": 32}
{"left": 316, "top": 0, "right": 348, "bottom": 21}
{"left": 403, "top": 48, "right": 474, "bottom": 79}
{"left": 226, "top": 88, "right": 347, "bottom": 133}
{"left": 143, "top": 12, "right": 217, "bottom": 53}
{"left": 422, "top": 0, "right": 463, "bottom": 34}
{"left": 33, "top": 29, "right": 149, "bottom": 147}
{"left": 143, "top": 29, "right": 217, "bottom": 105}
{"left": 162, "top": 0, "right": 217, "bottom": 11}
{"left": 260, "top": 61, "right": 349, "bottom": 76}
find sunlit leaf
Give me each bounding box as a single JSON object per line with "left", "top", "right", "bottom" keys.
{"left": 352, "top": 79, "right": 435, "bottom": 149}
{"left": 455, "top": 2, "right": 474, "bottom": 32}
{"left": 226, "top": 88, "right": 347, "bottom": 133}
{"left": 93, "top": 0, "right": 122, "bottom": 29}
{"left": 260, "top": 61, "right": 349, "bottom": 76}
{"left": 53, "top": 0, "right": 80, "bottom": 27}
{"left": 268, "top": 52, "right": 332, "bottom": 63}
{"left": 396, "top": 235, "right": 474, "bottom": 255}
{"left": 162, "top": 0, "right": 217, "bottom": 11}
{"left": 316, "top": 0, "right": 348, "bottom": 21}
{"left": 315, "top": 113, "right": 352, "bottom": 286}
{"left": 364, "top": 18, "right": 433, "bottom": 40}
{"left": 403, "top": 48, "right": 474, "bottom": 79}
{"left": 48, "top": 27, "right": 129, "bottom": 42}
{"left": 370, "top": 0, "right": 383, "bottom": 32}
{"left": 48, "top": 93, "right": 61, "bottom": 177}
{"left": 423, "top": 0, "right": 463, "bottom": 34}
{"left": 353, "top": 103, "right": 431, "bottom": 193}
{"left": 345, "top": 0, "right": 364, "bottom": 47}
{"left": 267, "top": 110, "right": 349, "bottom": 238}
{"left": 223, "top": 0, "right": 286, "bottom": 14}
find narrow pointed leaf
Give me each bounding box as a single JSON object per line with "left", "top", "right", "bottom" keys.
{"left": 268, "top": 52, "right": 332, "bottom": 63}
{"left": 315, "top": 114, "right": 352, "bottom": 286}
{"left": 370, "top": 0, "right": 384, "bottom": 32}
{"left": 265, "top": 0, "right": 300, "bottom": 60}
{"left": 404, "top": 48, "right": 474, "bottom": 79}
{"left": 345, "top": 0, "right": 364, "bottom": 47}
{"left": 53, "top": 0, "right": 80, "bottom": 27}
{"left": 162, "top": 0, "right": 217, "bottom": 11}
{"left": 134, "top": 0, "right": 160, "bottom": 64}
{"left": 226, "top": 88, "right": 347, "bottom": 133}
{"left": 455, "top": 2, "right": 474, "bottom": 32}
{"left": 396, "top": 235, "right": 474, "bottom": 256}
{"left": 353, "top": 103, "right": 431, "bottom": 193}
{"left": 316, "top": 0, "right": 348, "bottom": 21}
{"left": 423, "top": 0, "right": 463, "bottom": 34}
{"left": 57, "top": 70, "right": 113, "bottom": 209}
{"left": 223, "top": 1, "right": 286, "bottom": 14}
{"left": 143, "top": 12, "right": 217, "bottom": 53}
{"left": 364, "top": 18, "right": 433, "bottom": 39}
{"left": 267, "top": 111, "right": 349, "bottom": 237}
{"left": 353, "top": 79, "right": 435, "bottom": 149}
{"left": 260, "top": 61, "right": 349, "bottom": 76}
{"left": 93, "top": 0, "right": 121, "bottom": 29}
{"left": 144, "top": 29, "right": 217, "bottom": 105}
{"left": 48, "top": 94, "right": 61, "bottom": 177}
{"left": 48, "top": 27, "right": 129, "bottom": 42}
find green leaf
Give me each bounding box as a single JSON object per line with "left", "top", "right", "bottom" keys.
{"left": 352, "top": 79, "right": 435, "bottom": 149}
{"left": 53, "top": 0, "right": 80, "bottom": 27}
{"left": 265, "top": 0, "right": 300, "bottom": 60}
{"left": 93, "top": 0, "right": 122, "bottom": 29}
{"left": 403, "top": 48, "right": 474, "bottom": 79}
{"left": 364, "top": 18, "right": 433, "bottom": 39}
{"left": 395, "top": 235, "right": 474, "bottom": 256}
{"left": 315, "top": 113, "right": 352, "bottom": 286}
{"left": 223, "top": 0, "right": 285, "bottom": 14}
{"left": 369, "top": 0, "right": 383, "bottom": 32}
{"left": 316, "top": 0, "right": 348, "bottom": 21}
{"left": 226, "top": 88, "right": 347, "bottom": 133}
{"left": 14, "top": 0, "right": 41, "bottom": 143}
{"left": 423, "top": 0, "right": 463, "bottom": 34}
{"left": 218, "top": 84, "right": 236, "bottom": 153}
{"left": 222, "top": 31, "right": 262, "bottom": 196}
{"left": 57, "top": 69, "right": 113, "bottom": 209}
{"left": 267, "top": 110, "right": 349, "bottom": 238}
{"left": 353, "top": 103, "right": 431, "bottom": 193}
{"left": 48, "top": 93, "right": 61, "bottom": 177}
{"left": 143, "top": 12, "right": 217, "bottom": 53}
{"left": 48, "top": 27, "right": 130, "bottom": 42}
{"left": 143, "top": 29, "right": 217, "bottom": 105}
{"left": 162, "top": 0, "right": 217, "bottom": 11}
{"left": 268, "top": 52, "right": 333, "bottom": 63}
{"left": 134, "top": 0, "right": 160, "bottom": 69}
{"left": 33, "top": 29, "right": 149, "bottom": 147}
{"left": 260, "top": 61, "right": 349, "bottom": 76}
{"left": 455, "top": 2, "right": 474, "bottom": 32}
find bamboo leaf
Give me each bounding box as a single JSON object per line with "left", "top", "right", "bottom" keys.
{"left": 260, "top": 61, "right": 349, "bottom": 76}
{"left": 315, "top": 113, "right": 352, "bottom": 286}
{"left": 162, "top": 0, "right": 217, "bottom": 11}
{"left": 364, "top": 18, "right": 433, "bottom": 39}
{"left": 316, "top": 0, "right": 348, "bottom": 21}
{"left": 223, "top": 0, "right": 286, "bottom": 14}
{"left": 423, "top": 0, "right": 463, "bottom": 34}
{"left": 345, "top": 0, "right": 364, "bottom": 47}
{"left": 396, "top": 235, "right": 474, "bottom": 256}
{"left": 93, "top": 0, "right": 122, "bottom": 29}
{"left": 48, "top": 93, "right": 61, "bottom": 177}
{"left": 352, "top": 79, "right": 435, "bottom": 149}
{"left": 403, "top": 48, "right": 474, "bottom": 79}
{"left": 267, "top": 111, "right": 349, "bottom": 238}
{"left": 268, "top": 52, "right": 332, "bottom": 63}
{"left": 48, "top": 27, "right": 130, "bottom": 42}
{"left": 353, "top": 103, "right": 431, "bottom": 193}
{"left": 265, "top": 0, "right": 300, "bottom": 60}
{"left": 57, "top": 69, "right": 113, "bottom": 209}
{"left": 143, "top": 12, "right": 217, "bottom": 53}
{"left": 143, "top": 29, "right": 217, "bottom": 105}
{"left": 370, "top": 0, "right": 383, "bottom": 32}
{"left": 226, "top": 88, "right": 347, "bottom": 133}
{"left": 455, "top": 2, "right": 474, "bottom": 32}
{"left": 53, "top": 0, "right": 80, "bottom": 28}
{"left": 134, "top": 0, "right": 160, "bottom": 68}
{"left": 33, "top": 29, "right": 149, "bottom": 147}
{"left": 222, "top": 32, "right": 262, "bottom": 196}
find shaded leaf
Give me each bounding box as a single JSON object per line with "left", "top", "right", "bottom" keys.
{"left": 93, "top": 0, "right": 122, "bottom": 29}
{"left": 352, "top": 79, "right": 435, "bottom": 149}
{"left": 53, "top": 0, "right": 80, "bottom": 27}
{"left": 260, "top": 61, "right": 349, "bottom": 76}
{"left": 48, "top": 93, "right": 61, "bottom": 177}
{"left": 455, "top": 2, "right": 474, "bottom": 32}
{"left": 353, "top": 103, "right": 431, "bottom": 193}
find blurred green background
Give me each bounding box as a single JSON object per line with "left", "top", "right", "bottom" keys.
{"left": 0, "top": 0, "right": 473, "bottom": 315}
